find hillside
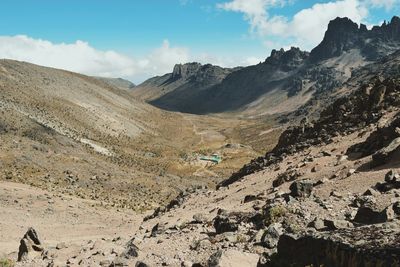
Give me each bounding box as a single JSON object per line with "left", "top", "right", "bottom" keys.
{"left": 134, "top": 17, "right": 400, "bottom": 117}
{"left": 4, "top": 52, "right": 400, "bottom": 267}
{"left": 94, "top": 77, "right": 136, "bottom": 91}
{"left": 0, "top": 59, "right": 279, "bottom": 212}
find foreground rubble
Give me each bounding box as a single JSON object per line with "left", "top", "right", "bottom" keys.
{"left": 4, "top": 76, "right": 400, "bottom": 267}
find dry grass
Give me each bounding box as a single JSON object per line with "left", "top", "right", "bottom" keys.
{"left": 0, "top": 258, "right": 14, "bottom": 267}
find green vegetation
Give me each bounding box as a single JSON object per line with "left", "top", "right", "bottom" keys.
{"left": 0, "top": 258, "right": 15, "bottom": 267}
{"left": 265, "top": 205, "right": 287, "bottom": 225}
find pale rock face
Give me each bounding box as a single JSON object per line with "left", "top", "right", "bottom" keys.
{"left": 208, "top": 250, "right": 259, "bottom": 267}
{"left": 172, "top": 62, "right": 202, "bottom": 80}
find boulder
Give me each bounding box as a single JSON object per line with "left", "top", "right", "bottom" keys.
{"left": 391, "top": 202, "right": 400, "bottom": 216}
{"left": 121, "top": 239, "right": 139, "bottom": 259}
{"left": 308, "top": 218, "right": 326, "bottom": 231}
{"left": 289, "top": 179, "right": 313, "bottom": 198}
{"left": 214, "top": 215, "right": 238, "bottom": 234}
{"left": 385, "top": 170, "right": 400, "bottom": 183}
{"left": 375, "top": 171, "right": 400, "bottom": 192}
{"left": 353, "top": 205, "right": 394, "bottom": 224}
{"left": 261, "top": 223, "right": 283, "bottom": 248}
{"left": 372, "top": 137, "right": 400, "bottom": 166}
{"left": 135, "top": 261, "right": 149, "bottom": 267}
{"left": 17, "top": 228, "right": 44, "bottom": 262}
{"left": 208, "top": 250, "right": 259, "bottom": 267}
{"left": 193, "top": 213, "right": 208, "bottom": 224}
{"left": 150, "top": 223, "right": 166, "bottom": 237}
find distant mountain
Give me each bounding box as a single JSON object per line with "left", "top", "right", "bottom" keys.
{"left": 94, "top": 77, "right": 135, "bottom": 91}
{"left": 310, "top": 16, "right": 400, "bottom": 62}
{"left": 132, "top": 63, "right": 238, "bottom": 107}
{"left": 134, "top": 16, "right": 400, "bottom": 117}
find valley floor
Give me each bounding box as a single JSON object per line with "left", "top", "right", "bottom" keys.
{"left": 3, "top": 118, "right": 400, "bottom": 266}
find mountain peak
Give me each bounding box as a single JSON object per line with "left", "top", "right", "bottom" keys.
{"left": 265, "top": 47, "right": 309, "bottom": 71}
{"left": 309, "top": 17, "right": 361, "bottom": 62}
{"left": 310, "top": 16, "right": 400, "bottom": 62}
{"left": 172, "top": 62, "right": 202, "bottom": 80}
{"left": 391, "top": 16, "right": 400, "bottom": 24}
{"left": 327, "top": 17, "right": 359, "bottom": 33}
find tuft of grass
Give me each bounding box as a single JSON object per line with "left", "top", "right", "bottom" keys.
{"left": 265, "top": 205, "right": 287, "bottom": 225}
{"left": 0, "top": 258, "right": 15, "bottom": 267}
{"left": 235, "top": 234, "right": 248, "bottom": 243}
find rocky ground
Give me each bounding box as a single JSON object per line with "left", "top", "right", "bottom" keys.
{"left": 4, "top": 75, "right": 400, "bottom": 266}
{"left": 5, "top": 118, "right": 400, "bottom": 266}
{"left": 0, "top": 181, "right": 141, "bottom": 266}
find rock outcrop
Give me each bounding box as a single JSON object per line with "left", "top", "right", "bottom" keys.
{"left": 268, "top": 225, "right": 400, "bottom": 267}
{"left": 289, "top": 179, "right": 313, "bottom": 198}
{"left": 17, "top": 228, "right": 44, "bottom": 262}
{"left": 310, "top": 16, "right": 400, "bottom": 62}
{"left": 136, "top": 17, "right": 400, "bottom": 117}
{"left": 220, "top": 76, "right": 400, "bottom": 188}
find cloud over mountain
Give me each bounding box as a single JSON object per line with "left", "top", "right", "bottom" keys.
{"left": 217, "top": 0, "right": 398, "bottom": 49}
{"left": 0, "top": 36, "right": 192, "bottom": 83}
{"left": 0, "top": 35, "right": 263, "bottom": 83}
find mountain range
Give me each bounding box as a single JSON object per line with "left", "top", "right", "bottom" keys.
{"left": 133, "top": 16, "right": 400, "bottom": 118}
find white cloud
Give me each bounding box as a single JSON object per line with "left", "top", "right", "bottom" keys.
{"left": 0, "top": 35, "right": 137, "bottom": 78}
{"left": 217, "top": 0, "right": 393, "bottom": 50}
{"left": 289, "top": 0, "right": 368, "bottom": 48}
{"left": 0, "top": 35, "right": 193, "bottom": 83}
{"left": 0, "top": 35, "right": 261, "bottom": 83}
{"left": 217, "top": 0, "right": 288, "bottom": 34}
{"left": 137, "top": 40, "right": 190, "bottom": 76}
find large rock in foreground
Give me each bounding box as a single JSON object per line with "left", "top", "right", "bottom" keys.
{"left": 268, "top": 224, "right": 400, "bottom": 267}
{"left": 208, "top": 249, "right": 259, "bottom": 267}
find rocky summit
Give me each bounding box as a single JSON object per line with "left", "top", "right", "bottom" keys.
{"left": 3, "top": 13, "right": 400, "bottom": 267}
{"left": 134, "top": 16, "right": 400, "bottom": 117}
{"left": 310, "top": 16, "right": 400, "bottom": 62}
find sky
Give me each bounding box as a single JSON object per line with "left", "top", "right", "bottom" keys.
{"left": 0, "top": 0, "right": 398, "bottom": 83}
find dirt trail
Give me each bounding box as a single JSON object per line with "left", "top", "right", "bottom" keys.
{"left": 0, "top": 181, "right": 142, "bottom": 256}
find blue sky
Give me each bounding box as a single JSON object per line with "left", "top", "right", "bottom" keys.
{"left": 0, "top": 0, "right": 398, "bottom": 83}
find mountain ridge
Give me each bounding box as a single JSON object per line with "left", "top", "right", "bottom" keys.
{"left": 310, "top": 16, "right": 400, "bottom": 62}
{"left": 134, "top": 16, "right": 400, "bottom": 117}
